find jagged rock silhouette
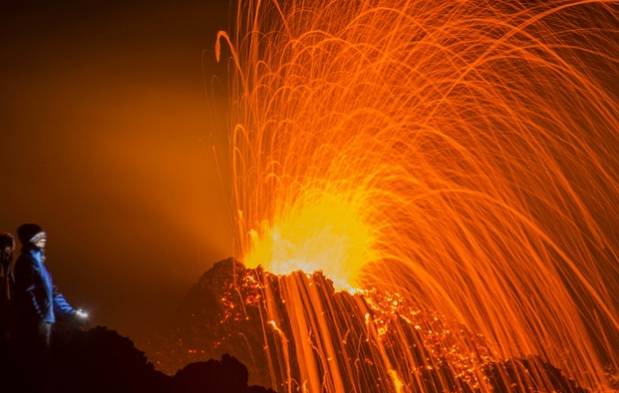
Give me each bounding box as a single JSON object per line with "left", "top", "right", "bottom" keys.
{"left": 147, "top": 258, "right": 591, "bottom": 393}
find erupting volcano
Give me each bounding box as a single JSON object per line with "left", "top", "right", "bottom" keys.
{"left": 161, "top": 1, "right": 619, "bottom": 392}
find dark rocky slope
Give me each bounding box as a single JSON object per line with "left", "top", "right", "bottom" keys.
{"left": 0, "top": 325, "right": 274, "bottom": 393}
{"left": 147, "top": 259, "right": 592, "bottom": 392}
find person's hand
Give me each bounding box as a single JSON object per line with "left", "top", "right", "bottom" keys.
{"left": 75, "top": 308, "right": 89, "bottom": 320}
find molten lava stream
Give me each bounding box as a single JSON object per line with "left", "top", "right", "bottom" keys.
{"left": 216, "top": 0, "right": 619, "bottom": 392}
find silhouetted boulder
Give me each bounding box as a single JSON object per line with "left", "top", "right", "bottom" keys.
{"left": 484, "top": 358, "right": 588, "bottom": 393}
{"left": 173, "top": 354, "right": 273, "bottom": 393}
{"left": 51, "top": 326, "right": 168, "bottom": 393}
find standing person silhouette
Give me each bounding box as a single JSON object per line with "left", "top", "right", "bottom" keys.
{"left": 12, "top": 224, "right": 88, "bottom": 351}
{"left": 0, "top": 232, "right": 15, "bottom": 349}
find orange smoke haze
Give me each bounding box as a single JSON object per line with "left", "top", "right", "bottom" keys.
{"left": 0, "top": 1, "right": 233, "bottom": 339}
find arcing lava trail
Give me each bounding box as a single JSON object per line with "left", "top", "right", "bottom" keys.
{"left": 211, "top": 0, "right": 619, "bottom": 391}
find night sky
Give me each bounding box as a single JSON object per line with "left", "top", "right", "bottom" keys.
{"left": 2, "top": 0, "right": 618, "bottom": 358}
{"left": 1, "top": 0, "right": 233, "bottom": 340}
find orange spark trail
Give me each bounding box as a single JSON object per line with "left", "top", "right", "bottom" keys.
{"left": 217, "top": 1, "right": 619, "bottom": 392}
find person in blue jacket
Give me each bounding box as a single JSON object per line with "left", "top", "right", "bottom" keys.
{"left": 12, "top": 223, "right": 88, "bottom": 350}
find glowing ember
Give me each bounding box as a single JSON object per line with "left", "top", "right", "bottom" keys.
{"left": 215, "top": 0, "right": 619, "bottom": 392}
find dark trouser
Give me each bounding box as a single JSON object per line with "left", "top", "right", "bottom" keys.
{"left": 0, "top": 315, "right": 9, "bottom": 351}
{"left": 12, "top": 320, "right": 53, "bottom": 392}
{"left": 37, "top": 321, "right": 52, "bottom": 349}
{"left": 0, "top": 302, "right": 11, "bottom": 350}
{"left": 14, "top": 320, "right": 52, "bottom": 350}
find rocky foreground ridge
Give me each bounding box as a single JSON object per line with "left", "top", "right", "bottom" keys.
{"left": 147, "top": 259, "right": 593, "bottom": 393}
{"left": 0, "top": 325, "right": 274, "bottom": 393}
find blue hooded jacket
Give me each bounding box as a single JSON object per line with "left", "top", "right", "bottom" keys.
{"left": 13, "top": 248, "right": 75, "bottom": 324}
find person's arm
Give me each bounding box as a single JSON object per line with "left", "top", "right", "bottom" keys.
{"left": 26, "top": 286, "right": 43, "bottom": 318}
{"left": 52, "top": 286, "right": 76, "bottom": 318}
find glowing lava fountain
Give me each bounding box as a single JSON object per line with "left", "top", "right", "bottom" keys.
{"left": 216, "top": 1, "right": 619, "bottom": 392}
